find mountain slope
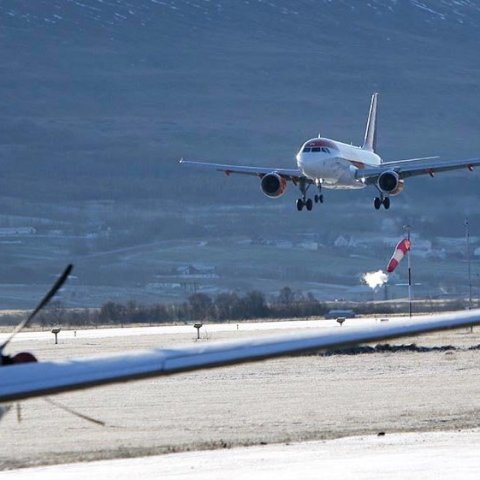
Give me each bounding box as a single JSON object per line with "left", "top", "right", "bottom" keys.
{"left": 1, "top": 1, "right": 480, "bottom": 204}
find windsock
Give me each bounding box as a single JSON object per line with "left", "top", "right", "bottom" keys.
{"left": 386, "top": 238, "right": 411, "bottom": 273}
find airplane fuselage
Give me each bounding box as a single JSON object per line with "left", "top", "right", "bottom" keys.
{"left": 296, "top": 138, "right": 382, "bottom": 189}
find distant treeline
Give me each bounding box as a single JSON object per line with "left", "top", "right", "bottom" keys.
{"left": 53, "top": 287, "right": 328, "bottom": 326}
{"left": 0, "top": 287, "right": 329, "bottom": 327}
{"left": 0, "top": 287, "right": 475, "bottom": 328}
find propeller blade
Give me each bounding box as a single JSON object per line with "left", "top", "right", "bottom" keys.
{"left": 0, "top": 264, "right": 73, "bottom": 351}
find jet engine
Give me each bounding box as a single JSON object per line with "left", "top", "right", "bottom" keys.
{"left": 260, "top": 172, "right": 287, "bottom": 198}
{"left": 377, "top": 171, "right": 405, "bottom": 196}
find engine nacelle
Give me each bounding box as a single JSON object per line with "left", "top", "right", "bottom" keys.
{"left": 377, "top": 171, "right": 405, "bottom": 196}
{"left": 260, "top": 172, "right": 287, "bottom": 198}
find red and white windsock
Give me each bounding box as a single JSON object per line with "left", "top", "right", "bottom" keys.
{"left": 386, "top": 238, "right": 411, "bottom": 273}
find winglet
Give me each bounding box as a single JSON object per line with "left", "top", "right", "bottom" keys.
{"left": 363, "top": 93, "right": 378, "bottom": 153}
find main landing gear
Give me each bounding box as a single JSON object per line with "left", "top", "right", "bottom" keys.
{"left": 296, "top": 179, "right": 323, "bottom": 212}
{"left": 297, "top": 197, "right": 313, "bottom": 211}
{"left": 374, "top": 195, "right": 390, "bottom": 210}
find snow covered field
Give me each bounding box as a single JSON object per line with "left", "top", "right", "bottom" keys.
{"left": 0, "top": 318, "right": 373, "bottom": 344}
{"left": 0, "top": 319, "right": 479, "bottom": 475}
{"left": 3, "top": 429, "right": 480, "bottom": 480}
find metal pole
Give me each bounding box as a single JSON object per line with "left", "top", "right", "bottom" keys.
{"left": 466, "top": 217, "right": 472, "bottom": 309}
{"left": 404, "top": 225, "right": 412, "bottom": 318}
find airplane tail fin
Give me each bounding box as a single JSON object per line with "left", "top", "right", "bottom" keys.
{"left": 362, "top": 93, "right": 378, "bottom": 154}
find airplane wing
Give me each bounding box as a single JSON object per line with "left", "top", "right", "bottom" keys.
{"left": 179, "top": 159, "right": 305, "bottom": 182}
{"left": 1, "top": 310, "right": 480, "bottom": 404}
{"left": 357, "top": 157, "right": 480, "bottom": 183}
{"left": 381, "top": 155, "right": 439, "bottom": 165}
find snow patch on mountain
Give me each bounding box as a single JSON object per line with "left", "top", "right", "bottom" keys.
{"left": 2, "top": 0, "right": 480, "bottom": 30}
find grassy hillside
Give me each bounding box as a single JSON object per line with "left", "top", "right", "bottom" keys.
{"left": 0, "top": 1, "right": 479, "bottom": 304}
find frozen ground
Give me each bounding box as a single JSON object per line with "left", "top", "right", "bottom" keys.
{"left": 0, "top": 318, "right": 479, "bottom": 472}
{"left": 2, "top": 429, "right": 480, "bottom": 480}
{"left": 0, "top": 318, "right": 375, "bottom": 343}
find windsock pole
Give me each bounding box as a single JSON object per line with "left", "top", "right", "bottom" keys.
{"left": 386, "top": 235, "right": 412, "bottom": 316}
{"left": 466, "top": 217, "right": 472, "bottom": 310}
{"left": 404, "top": 225, "right": 412, "bottom": 318}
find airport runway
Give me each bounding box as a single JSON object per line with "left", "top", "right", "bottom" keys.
{"left": 0, "top": 318, "right": 371, "bottom": 343}
{"left": 0, "top": 318, "right": 479, "bottom": 474}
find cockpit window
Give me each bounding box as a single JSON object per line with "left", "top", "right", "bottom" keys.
{"left": 303, "top": 145, "right": 332, "bottom": 153}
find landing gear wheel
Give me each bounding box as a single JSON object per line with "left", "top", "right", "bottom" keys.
{"left": 383, "top": 197, "right": 390, "bottom": 210}
{"left": 296, "top": 199, "right": 304, "bottom": 211}
{"left": 319, "top": 194, "right": 324, "bottom": 204}
{"left": 374, "top": 197, "right": 381, "bottom": 210}
{"left": 314, "top": 194, "right": 319, "bottom": 203}
{"left": 305, "top": 198, "right": 313, "bottom": 211}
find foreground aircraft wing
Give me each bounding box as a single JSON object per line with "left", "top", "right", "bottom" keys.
{"left": 1, "top": 310, "right": 480, "bottom": 403}
{"left": 357, "top": 157, "right": 480, "bottom": 183}
{"left": 179, "top": 159, "right": 304, "bottom": 181}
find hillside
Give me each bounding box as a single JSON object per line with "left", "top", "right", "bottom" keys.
{"left": 0, "top": 0, "right": 479, "bottom": 305}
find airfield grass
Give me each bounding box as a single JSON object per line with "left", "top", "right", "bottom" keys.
{"left": 0, "top": 238, "right": 473, "bottom": 311}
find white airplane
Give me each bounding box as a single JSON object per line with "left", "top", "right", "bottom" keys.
{"left": 1, "top": 264, "right": 480, "bottom": 406}
{"left": 180, "top": 93, "right": 480, "bottom": 211}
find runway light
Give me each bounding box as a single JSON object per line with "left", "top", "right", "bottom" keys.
{"left": 336, "top": 317, "right": 346, "bottom": 326}
{"left": 51, "top": 328, "right": 61, "bottom": 345}
{"left": 193, "top": 323, "right": 203, "bottom": 340}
